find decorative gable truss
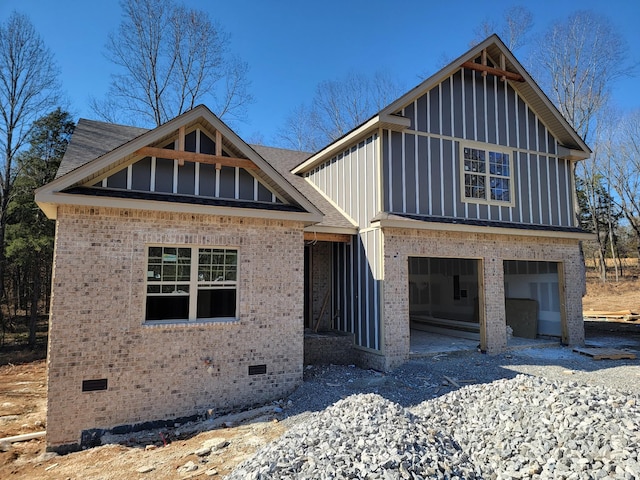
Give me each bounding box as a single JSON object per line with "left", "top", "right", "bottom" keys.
{"left": 36, "top": 105, "right": 323, "bottom": 224}
{"left": 90, "top": 125, "right": 283, "bottom": 204}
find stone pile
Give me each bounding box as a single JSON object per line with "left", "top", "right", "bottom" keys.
{"left": 226, "top": 375, "right": 640, "bottom": 479}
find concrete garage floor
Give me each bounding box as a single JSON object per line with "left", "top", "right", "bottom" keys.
{"left": 409, "top": 320, "right": 640, "bottom": 357}
{"left": 410, "top": 329, "right": 564, "bottom": 357}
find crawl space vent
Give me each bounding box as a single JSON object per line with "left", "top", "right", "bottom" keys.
{"left": 82, "top": 379, "right": 108, "bottom": 392}
{"left": 248, "top": 364, "right": 267, "bottom": 375}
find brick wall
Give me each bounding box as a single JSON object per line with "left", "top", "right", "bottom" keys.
{"left": 380, "top": 227, "right": 586, "bottom": 370}
{"left": 46, "top": 206, "right": 305, "bottom": 449}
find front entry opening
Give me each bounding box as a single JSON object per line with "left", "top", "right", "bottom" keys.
{"left": 409, "top": 257, "right": 482, "bottom": 342}
{"left": 503, "top": 260, "right": 563, "bottom": 339}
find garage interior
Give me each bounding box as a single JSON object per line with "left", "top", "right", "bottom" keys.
{"left": 503, "top": 260, "right": 563, "bottom": 339}
{"left": 409, "top": 257, "right": 564, "bottom": 355}
{"left": 409, "top": 256, "right": 482, "bottom": 342}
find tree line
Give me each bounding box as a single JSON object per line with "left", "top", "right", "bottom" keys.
{"left": 0, "top": 2, "right": 637, "bottom": 348}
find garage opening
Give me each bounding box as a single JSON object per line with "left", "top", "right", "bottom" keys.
{"left": 409, "top": 257, "right": 483, "bottom": 343}
{"left": 503, "top": 260, "right": 563, "bottom": 340}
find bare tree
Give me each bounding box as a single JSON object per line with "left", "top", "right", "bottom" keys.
{"left": 470, "top": 6, "right": 534, "bottom": 51}
{"left": 93, "top": 0, "right": 253, "bottom": 127}
{"left": 609, "top": 109, "right": 640, "bottom": 260}
{"left": 0, "top": 12, "right": 59, "bottom": 303}
{"left": 277, "top": 104, "right": 323, "bottom": 153}
{"left": 533, "top": 11, "right": 630, "bottom": 143}
{"left": 277, "top": 71, "right": 404, "bottom": 151}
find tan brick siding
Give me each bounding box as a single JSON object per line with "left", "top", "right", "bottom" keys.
{"left": 46, "top": 206, "right": 305, "bottom": 448}
{"left": 379, "top": 227, "right": 585, "bottom": 370}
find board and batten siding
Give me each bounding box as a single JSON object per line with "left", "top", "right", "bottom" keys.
{"left": 382, "top": 68, "right": 575, "bottom": 227}
{"left": 306, "top": 135, "right": 383, "bottom": 351}
{"left": 95, "top": 129, "right": 281, "bottom": 204}
{"left": 332, "top": 229, "right": 382, "bottom": 351}
{"left": 305, "top": 134, "right": 379, "bottom": 228}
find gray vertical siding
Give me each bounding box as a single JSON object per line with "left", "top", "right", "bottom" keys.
{"left": 382, "top": 67, "right": 576, "bottom": 228}
{"left": 96, "top": 129, "right": 283, "bottom": 203}
{"left": 332, "top": 231, "right": 381, "bottom": 350}
{"left": 307, "top": 133, "right": 379, "bottom": 228}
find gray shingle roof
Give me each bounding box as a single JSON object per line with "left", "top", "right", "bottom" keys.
{"left": 56, "top": 119, "right": 149, "bottom": 178}
{"left": 251, "top": 145, "right": 356, "bottom": 231}
{"left": 56, "top": 118, "right": 355, "bottom": 231}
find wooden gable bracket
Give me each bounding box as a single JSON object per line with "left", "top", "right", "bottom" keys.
{"left": 461, "top": 49, "right": 525, "bottom": 82}
{"left": 177, "top": 126, "right": 186, "bottom": 166}
{"left": 135, "top": 146, "right": 259, "bottom": 170}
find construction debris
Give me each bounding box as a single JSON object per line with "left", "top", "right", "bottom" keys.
{"left": 583, "top": 310, "right": 640, "bottom": 321}
{"left": 572, "top": 347, "right": 637, "bottom": 360}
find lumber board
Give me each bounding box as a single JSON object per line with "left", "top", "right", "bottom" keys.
{"left": 572, "top": 347, "right": 636, "bottom": 360}
{"left": 135, "top": 147, "right": 258, "bottom": 170}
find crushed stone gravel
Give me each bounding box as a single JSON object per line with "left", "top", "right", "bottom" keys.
{"left": 227, "top": 344, "right": 640, "bottom": 479}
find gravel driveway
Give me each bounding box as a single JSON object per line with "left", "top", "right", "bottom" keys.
{"left": 226, "top": 321, "right": 640, "bottom": 479}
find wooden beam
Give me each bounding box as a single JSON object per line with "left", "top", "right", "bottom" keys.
{"left": 304, "top": 232, "right": 352, "bottom": 243}
{"left": 135, "top": 146, "right": 259, "bottom": 170}
{"left": 215, "top": 131, "right": 222, "bottom": 170}
{"left": 481, "top": 49, "right": 488, "bottom": 77}
{"left": 177, "top": 126, "right": 185, "bottom": 166}
{"left": 215, "top": 130, "right": 222, "bottom": 156}
{"left": 461, "top": 61, "right": 525, "bottom": 82}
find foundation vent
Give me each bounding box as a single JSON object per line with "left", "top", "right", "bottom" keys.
{"left": 248, "top": 364, "right": 267, "bottom": 375}
{"left": 82, "top": 378, "right": 108, "bottom": 392}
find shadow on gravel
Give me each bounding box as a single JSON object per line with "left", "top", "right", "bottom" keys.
{"left": 284, "top": 320, "right": 640, "bottom": 418}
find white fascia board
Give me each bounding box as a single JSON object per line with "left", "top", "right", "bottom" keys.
{"left": 557, "top": 146, "right": 590, "bottom": 161}
{"left": 291, "top": 113, "right": 410, "bottom": 175}
{"left": 291, "top": 116, "right": 381, "bottom": 174}
{"left": 304, "top": 224, "right": 358, "bottom": 236}
{"left": 373, "top": 216, "right": 594, "bottom": 241}
{"left": 35, "top": 190, "right": 324, "bottom": 225}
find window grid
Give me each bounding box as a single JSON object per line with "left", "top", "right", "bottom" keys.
{"left": 145, "top": 246, "right": 238, "bottom": 322}
{"left": 462, "top": 143, "right": 513, "bottom": 206}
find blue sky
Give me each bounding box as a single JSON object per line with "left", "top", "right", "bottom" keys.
{"left": 2, "top": 0, "right": 639, "bottom": 144}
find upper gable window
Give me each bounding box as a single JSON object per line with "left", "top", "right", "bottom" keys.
{"left": 461, "top": 142, "right": 514, "bottom": 206}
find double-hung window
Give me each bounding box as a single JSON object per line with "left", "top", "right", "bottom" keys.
{"left": 461, "top": 142, "right": 514, "bottom": 206}
{"left": 145, "top": 246, "right": 237, "bottom": 322}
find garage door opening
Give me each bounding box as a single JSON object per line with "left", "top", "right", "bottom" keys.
{"left": 409, "top": 257, "right": 483, "bottom": 343}
{"left": 503, "top": 260, "right": 564, "bottom": 340}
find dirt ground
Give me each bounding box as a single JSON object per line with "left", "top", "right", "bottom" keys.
{"left": 0, "top": 276, "right": 638, "bottom": 479}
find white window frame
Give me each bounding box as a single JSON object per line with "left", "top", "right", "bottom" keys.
{"left": 459, "top": 140, "right": 515, "bottom": 207}
{"left": 144, "top": 245, "right": 239, "bottom": 323}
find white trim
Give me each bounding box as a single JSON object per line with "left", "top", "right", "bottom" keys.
{"left": 36, "top": 190, "right": 323, "bottom": 224}
{"left": 150, "top": 157, "right": 156, "bottom": 192}
{"left": 401, "top": 131, "right": 406, "bottom": 212}
{"left": 234, "top": 167, "right": 239, "bottom": 200}
{"left": 451, "top": 139, "right": 457, "bottom": 218}
{"left": 126, "top": 165, "right": 132, "bottom": 190}
{"left": 144, "top": 245, "right": 239, "bottom": 323}
{"left": 461, "top": 67, "right": 467, "bottom": 138}
{"left": 472, "top": 72, "right": 477, "bottom": 141}
{"left": 387, "top": 129, "right": 393, "bottom": 213}
{"left": 555, "top": 156, "right": 561, "bottom": 226}
{"left": 459, "top": 139, "right": 515, "bottom": 208}
{"left": 439, "top": 137, "right": 444, "bottom": 215}
{"left": 483, "top": 74, "right": 488, "bottom": 142}
{"left": 373, "top": 214, "right": 593, "bottom": 240}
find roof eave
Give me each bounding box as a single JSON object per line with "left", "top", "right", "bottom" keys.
{"left": 35, "top": 190, "right": 324, "bottom": 225}
{"left": 372, "top": 215, "right": 594, "bottom": 241}
{"left": 291, "top": 113, "right": 411, "bottom": 175}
